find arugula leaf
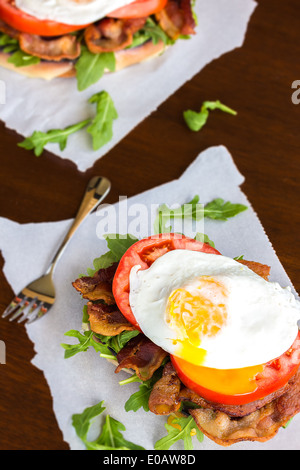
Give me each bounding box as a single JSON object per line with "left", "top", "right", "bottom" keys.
{"left": 0, "top": 33, "right": 40, "bottom": 67}
{"left": 194, "top": 232, "right": 215, "bottom": 248}
{"left": 123, "top": 368, "right": 163, "bottom": 412}
{"left": 72, "top": 400, "right": 145, "bottom": 450}
{"left": 129, "top": 17, "right": 174, "bottom": 49}
{"left": 154, "top": 415, "right": 203, "bottom": 450}
{"left": 183, "top": 100, "right": 237, "bottom": 132}
{"left": 61, "top": 329, "right": 113, "bottom": 359}
{"left": 204, "top": 198, "right": 247, "bottom": 221}
{"left": 104, "top": 233, "right": 138, "bottom": 259}
{"left": 18, "top": 119, "right": 90, "bottom": 157}
{"left": 7, "top": 49, "right": 40, "bottom": 67}
{"left": 154, "top": 195, "right": 247, "bottom": 233}
{"left": 75, "top": 46, "right": 115, "bottom": 91}
{"left": 87, "top": 91, "right": 118, "bottom": 150}
{"left": 86, "top": 234, "right": 138, "bottom": 276}
{"left": 18, "top": 90, "right": 118, "bottom": 156}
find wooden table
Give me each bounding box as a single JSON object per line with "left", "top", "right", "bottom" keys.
{"left": 0, "top": 0, "right": 299, "bottom": 450}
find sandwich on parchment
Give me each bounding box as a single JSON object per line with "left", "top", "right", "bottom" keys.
{"left": 0, "top": 0, "right": 196, "bottom": 83}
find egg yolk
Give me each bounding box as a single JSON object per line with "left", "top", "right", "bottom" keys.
{"left": 166, "top": 276, "right": 228, "bottom": 363}
{"left": 166, "top": 276, "right": 264, "bottom": 396}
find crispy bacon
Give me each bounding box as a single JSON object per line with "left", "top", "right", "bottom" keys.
{"left": 84, "top": 17, "right": 147, "bottom": 53}
{"left": 238, "top": 259, "right": 270, "bottom": 280}
{"left": 72, "top": 263, "right": 118, "bottom": 304}
{"left": 18, "top": 33, "right": 81, "bottom": 61}
{"left": 0, "top": 19, "right": 19, "bottom": 39}
{"left": 156, "top": 0, "right": 196, "bottom": 40}
{"left": 87, "top": 302, "right": 136, "bottom": 336}
{"left": 149, "top": 361, "right": 181, "bottom": 415}
{"left": 115, "top": 334, "right": 168, "bottom": 381}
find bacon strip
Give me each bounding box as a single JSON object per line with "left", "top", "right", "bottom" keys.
{"left": 238, "top": 259, "right": 270, "bottom": 280}
{"left": 156, "top": 0, "right": 196, "bottom": 40}
{"left": 84, "top": 17, "right": 146, "bottom": 53}
{"left": 115, "top": 334, "right": 168, "bottom": 381}
{"left": 149, "top": 361, "right": 181, "bottom": 415}
{"left": 19, "top": 33, "right": 81, "bottom": 61}
{"left": 72, "top": 263, "right": 118, "bottom": 304}
{"left": 87, "top": 302, "right": 136, "bottom": 336}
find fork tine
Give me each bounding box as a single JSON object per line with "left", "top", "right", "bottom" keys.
{"left": 25, "top": 302, "right": 49, "bottom": 324}
{"left": 8, "top": 298, "right": 32, "bottom": 322}
{"left": 2, "top": 294, "right": 25, "bottom": 318}
{"left": 17, "top": 298, "right": 39, "bottom": 323}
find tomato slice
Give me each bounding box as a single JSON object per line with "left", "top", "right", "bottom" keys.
{"left": 108, "top": 0, "right": 168, "bottom": 18}
{"left": 171, "top": 331, "right": 300, "bottom": 405}
{"left": 112, "top": 233, "right": 221, "bottom": 329}
{"left": 0, "top": 0, "right": 90, "bottom": 36}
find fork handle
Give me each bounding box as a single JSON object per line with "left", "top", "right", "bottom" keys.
{"left": 47, "top": 176, "right": 111, "bottom": 273}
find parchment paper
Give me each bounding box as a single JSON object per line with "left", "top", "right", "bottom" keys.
{"left": 0, "top": 0, "right": 256, "bottom": 171}
{"left": 0, "top": 145, "right": 299, "bottom": 450}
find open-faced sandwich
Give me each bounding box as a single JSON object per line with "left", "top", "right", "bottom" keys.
{"left": 0, "top": 0, "right": 196, "bottom": 83}
{"left": 70, "top": 231, "right": 300, "bottom": 448}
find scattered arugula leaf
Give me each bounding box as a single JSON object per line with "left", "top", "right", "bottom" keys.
{"left": 183, "top": 100, "right": 237, "bottom": 132}
{"left": 18, "top": 119, "right": 90, "bottom": 157}
{"left": 18, "top": 91, "right": 118, "bottom": 156}
{"left": 87, "top": 91, "right": 118, "bottom": 150}
{"left": 75, "top": 46, "right": 116, "bottom": 91}
{"left": 154, "top": 195, "right": 247, "bottom": 233}
{"left": 204, "top": 197, "right": 247, "bottom": 221}
{"left": 154, "top": 415, "right": 203, "bottom": 450}
{"left": 72, "top": 400, "right": 145, "bottom": 450}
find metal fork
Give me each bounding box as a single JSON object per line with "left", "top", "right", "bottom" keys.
{"left": 2, "top": 176, "right": 111, "bottom": 324}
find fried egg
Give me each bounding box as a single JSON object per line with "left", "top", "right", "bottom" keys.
{"left": 129, "top": 250, "right": 300, "bottom": 369}
{"left": 15, "top": 0, "right": 136, "bottom": 25}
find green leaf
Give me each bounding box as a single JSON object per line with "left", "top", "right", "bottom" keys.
{"left": 72, "top": 401, "right": 145, "bottom": 450}
{"left": 104, "top": 233, "right": 138, "bottom": 259}
{"left": 75, "top": 46, "right": 116, "bottom": 91}
{"left": 129, "top": 17, "right": 173, "bottom": 49}
{"left": 194, "top": 232, "right": 215, "bottom": 248}
{"left": 61, "top": 329, "right": 112, "bottom": 359}
{"left": 0, "top": 33, "right": 40, "bottom": 67}
{"left": 154, "top": 415, "right": 203, "bottom": 450}
{"left": 183, "top": 100, "right": 237, "bottom": 132}
{"left": 204, "top": 198, "right": 247, "bottom": 221}
{"left": 154, "top": 195, "right": 247, "bottom": 233}
{"left": 18, "top": 119, "right": 90, "bottom": 157}
{"left": 153, "top": 195, "right": 203, "bottom": 234}
{"left": 86, "top": 250, "right": 119, "bottom": 276}
{"left": 7, "top": 49, "right": 40, "bottom": 67}
{"left": 87, "top": 91, "right": 118, "bottom": 150}
{"left": 124, "top": 368, "right": 163, "bottom": 412}
{"left": 72, "top": 400, "right": 106, "bottom": 443}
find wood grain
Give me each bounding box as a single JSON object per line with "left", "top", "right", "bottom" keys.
{"left": 0, "top": 0, "right": 299, "bottom": 450}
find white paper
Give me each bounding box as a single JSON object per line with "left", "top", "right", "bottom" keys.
{"left": 0, "top": 145, "right": 299, "bottom": 450}
{"left": 0, "top": 0, "right": 256, "bottom": 171}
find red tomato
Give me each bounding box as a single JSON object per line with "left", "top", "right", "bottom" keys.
{"left": 112, "top": 233, "right": 221, "bottom": 329}
{"left": 108, "top": 0, "right": 168, "bottom": 18}
{"left": 171, "top": 331, "right": 300, "bottom": 405}
{"left": 0, "top": 0, "right": 90, "bottom": 36}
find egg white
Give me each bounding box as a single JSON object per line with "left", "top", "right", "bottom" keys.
{"left": 15, "top": 0, "right": 136, "bottom": 26}
{"left": 129, "top": 250, "right": 300, "bottom": 369}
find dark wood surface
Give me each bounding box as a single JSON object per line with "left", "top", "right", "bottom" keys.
{"left": 0, "top": 0, "right": 299, "bottom": 450}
